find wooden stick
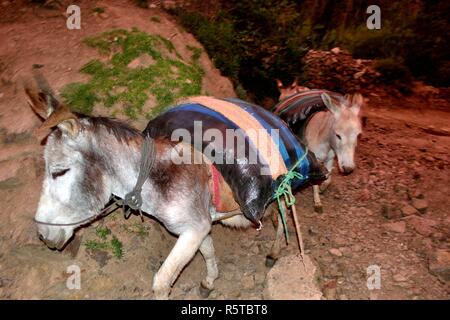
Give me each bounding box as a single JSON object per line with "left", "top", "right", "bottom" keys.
{"left": 288, "top": 186, "right": 306, "bottom": 268}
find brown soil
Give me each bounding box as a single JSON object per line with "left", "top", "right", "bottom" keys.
{"left": 0, "top": 0, "right": 449, "bottom": 300}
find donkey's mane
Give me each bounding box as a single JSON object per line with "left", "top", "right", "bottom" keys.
{"left": 78, "top": 114, "right": 142, "bottom": 144}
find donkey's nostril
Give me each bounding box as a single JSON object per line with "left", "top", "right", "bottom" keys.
{"left": 343, "top": 167, "right": 354, "bottom": 175}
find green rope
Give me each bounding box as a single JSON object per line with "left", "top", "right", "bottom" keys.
{"left": 273, "top": 148, "right": 308, "bottom": 242}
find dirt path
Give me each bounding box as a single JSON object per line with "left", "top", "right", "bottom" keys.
{"left": 1, "top": 97, "right": 448, "bottom": 300}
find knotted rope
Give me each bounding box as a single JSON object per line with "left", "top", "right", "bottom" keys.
{"left": 273, "top": 148, "right": 308, "bottom": 257}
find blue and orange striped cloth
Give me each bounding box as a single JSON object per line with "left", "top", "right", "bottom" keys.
{"left": 145, "top": 96, "right": 327, "bottom": 224}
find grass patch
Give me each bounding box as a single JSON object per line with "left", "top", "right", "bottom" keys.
{"left": 61, "top": 28, "right": 204, "bottom": 119}
{"left": 111, "top": 236, "right": 123, "bottom": 260}
{"left": 85, "top": 240, "right": 109, "bottom": 251}
{"left": 84, "top": 226, "right": 124, "bottom": 260}
{"left": 95, "top": 226, "right": 111, "bottom": 240}
{"left": 123, "top": 223, "right": 149, "bottom": 237}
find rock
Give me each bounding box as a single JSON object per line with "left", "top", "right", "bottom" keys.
{"left": 303, "top": 48, "right": 380, "bottom": 92}
{"left": 381, "top": 204, "right": 402, "bottom": 219}
{"left": 393, "top": 273, "right": 408, "bottom": 282}
{"left": 264, "top": 254, "right": 322, "bottom": 300}
{"left": 86, "top": 249, "right": 110, "bottom": 268}
{"left": 230, "top": 289, "right": 241, "bottom": 298}
{"left": 401, "top": 204, "right": 419, "bottom": 217}
{"left": 329, "top": 248, "right": 343, "bottom": 257}
{"left": 241, "top": 274, "right": 255, "bottom": 290}
{"left": 359, "top": 188, "right": 371, "bottom": 201}
{"left": 331, "top": 47, "right": 341, "bottom": 55}
{"left": 308, "top": 226, "right": 319, "bottom": 236}
{"left": 333, "top": 236, "right": 347, "bottom": 246}
{"left": 406, "top": 216, "right": 438, "bottom": 237}
{"left": 411, "top": 198, "right": 428, "bottom": 214}
{"left": 383, "top": 221, "right": 406, "bottom": 233}
{"left": 412, "top": 81, "right": 440, "bottom": 99}
{"left": 428, "top": 249, "right": 450, "bottom": 281}
{"left": 339, "top": 247, "right": 352, "bottom": 257}
{"left": 322, "top": 280, "right": 337, "bottom": 300}
{"left": 251, "top": 245, "right": 259, "bottom": 255}
{"left": 254, "top": 272, "right": 266, "bottom": 285}
{"left": 223, "top": 263, "right": 236, "bottom": 281}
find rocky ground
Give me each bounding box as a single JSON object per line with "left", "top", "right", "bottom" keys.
{"left": 0, "top": 0, "right": 449, "bottom": 300}
{"left": 1, "top": 88, "right": 448, "bottom": 300}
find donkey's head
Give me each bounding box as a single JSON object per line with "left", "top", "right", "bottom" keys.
{"left": 321, "top": 92, "right": 364, "bottom": 175}
{"left": 25, "top": 76, "right": 113, "bottom": 250}
{"left": 276, "top": 79, "right": 310, "bottom": 101}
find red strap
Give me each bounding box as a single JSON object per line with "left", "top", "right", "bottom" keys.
{"left": 210, "top": 164, "right": 221, "bottom": 209}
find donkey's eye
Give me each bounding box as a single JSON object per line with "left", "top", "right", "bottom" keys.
{"left": 51, "top": 168, "right": 70, "bottom": 179}
{"left": 336, "top": 134, "right": 342, "bottom": 140}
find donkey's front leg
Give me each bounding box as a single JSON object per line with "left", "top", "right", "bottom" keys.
{"left": 319, "top": 155, "right": 335, "bottom": 193}
{"left": 153, "top": 229, "right": 208, "bottom": 299}
{"left": 314, "top": 154, "right": 334, "bottom": 212}
{"left": 312, "top": 185, "right": 323, "bottom": 213}
{"left": 198, "top": 235, "right": 219, "bottom": 298}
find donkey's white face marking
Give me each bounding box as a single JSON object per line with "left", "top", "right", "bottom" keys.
{"left": 331, "top": 107, "right": 362, "bottom": 174}
{"left": 323, "top": 94, "right": 363, "bottom": 174}
{"left": 35, "top": 127, "right": 110, "bottom": 249}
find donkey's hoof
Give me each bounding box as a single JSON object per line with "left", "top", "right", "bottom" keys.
{"left": 265, "top": 256, "right": 277, "bottom": 268}
{"left": 199, "top": 283, "right": 213, "bottom": 298}
{"left": 314, "top": 205, "right": 323, "bottom": 214}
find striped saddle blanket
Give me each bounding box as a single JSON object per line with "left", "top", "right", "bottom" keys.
{"left": 145, "top": 96, "right": 327, "bottom": 224}
{"left": 273, "top": 89, "right": 343, "bottom": 137}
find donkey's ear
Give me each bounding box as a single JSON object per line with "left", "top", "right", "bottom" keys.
{"left": 276, "top": 79, "right": 284, "bottom": 90}
{"left": 33, "top": 104, "right": 78, "bottom": 140}
{"left": 291, "top": 77, "right": 298, "bottom": 88}
{"left": 24, "top": 86, "right": 49, "bottom": 120}
{"left": 58, "top": 118, "right": 80, "bottom": 138}
{"left": 350, "top": 93, "right": 364, "bottom": 116}
{"left": 321, "top": 93, "right": 340, "bottom": 115}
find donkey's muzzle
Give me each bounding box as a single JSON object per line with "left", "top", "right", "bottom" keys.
{"left": 38, "top": 229, "right": 66, "bottom": 250}
{"left": 341, "top": 166, "right": 354, "bottom": 175}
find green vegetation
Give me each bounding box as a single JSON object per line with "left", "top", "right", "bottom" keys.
{"left": 123, "top": 222, "right": 149, "bottom": 237}
{"left": 95, "top": 226, "right": 111, "bottom": 240}
{"left": 111, "top": 236, "right": 123, "bottom": 260}
{"left": 92, "top": 7, "right": 105, "bottom": 14}
{"left": 374, "top": 58, "right": 412, "bottom": 94}
{"left": 84, "top": 226, "right": 124, "bottom": 260}
{"left": 85, "top": 240, "right": 109, "bottom": 251}
{"left": 172, "top": 0, "right": 449, "bottom": 101}
{"left": 61, "top": 28, "right": 204, "bottom": 119}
